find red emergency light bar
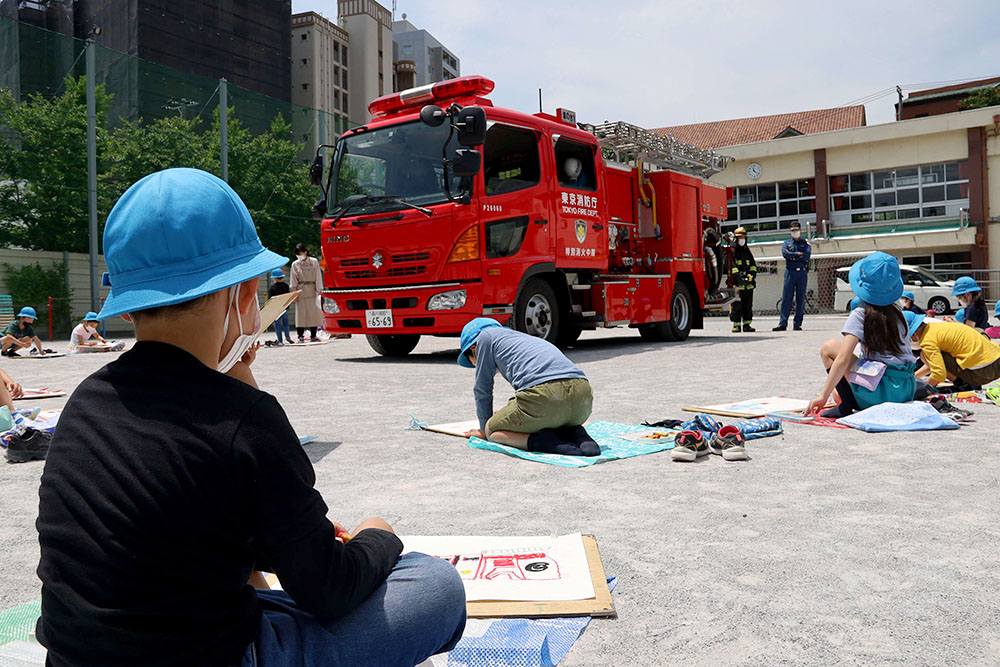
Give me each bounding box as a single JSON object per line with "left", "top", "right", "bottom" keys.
{"left": 368, "top": 75, "right": 496, "bottom": 118}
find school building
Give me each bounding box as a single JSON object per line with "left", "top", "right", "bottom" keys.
{"left": 657, "top": 98, "right": 1000, "bottom": 276}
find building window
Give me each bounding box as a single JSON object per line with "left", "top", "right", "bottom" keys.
{"left": 342, "top": 93, "right": 348, "bottom": 109}
{"left": 334, "top": 91, "right": 340, "bottom": 110}
{"left": 829, "top": 159, "right": 969, "bottom": 225}
{"left": 334, "top": 43, "right": 339, "bottom": 61}
{"left": 301, "top": 32, "right": 308, "bottom": 40}
{"left": 724, "top": 180, "right": 815, "bottom": 233}
{"left": 301, "top": 58, "right": 308, "bottom": 65}
{"left": 302, "top": 83, "right": 309, "bottom": 90}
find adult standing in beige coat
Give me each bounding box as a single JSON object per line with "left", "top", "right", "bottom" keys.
{"left": 290, "top": 243, "right": 324, "bottom": 342}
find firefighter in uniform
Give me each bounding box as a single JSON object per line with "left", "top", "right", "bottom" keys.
{"left": 730, "top": 227, "right": 757, "bottom": 333}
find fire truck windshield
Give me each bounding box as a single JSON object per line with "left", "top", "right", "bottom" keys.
{"left": 330, "top": 120, "right": 465, "bottom": 216}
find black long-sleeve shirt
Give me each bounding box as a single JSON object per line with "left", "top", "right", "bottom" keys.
{"left": 36, "top": 342, "right": 402, "bottom": 667}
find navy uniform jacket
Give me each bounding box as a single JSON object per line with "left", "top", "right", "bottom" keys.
{"left": 781, "top": 238, "right": 811, "bottom": 271}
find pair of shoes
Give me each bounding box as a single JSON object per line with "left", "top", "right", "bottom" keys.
{"left": 672, "top": 426, "right": 747, "bottom": 462}
{"left": 772, "top": 325, "right": 786, "bottom": 332}
{"left": 742, "top": 324, "right": 755, "bottom": 332}
{"left": 928, "top": 395, "right": 974, "bottom": 419}
{"left": 793, "top": 326, "right": 803, "bottom": 331}
{"left": 6, "top": 427, "right": 51, "bottom": 463}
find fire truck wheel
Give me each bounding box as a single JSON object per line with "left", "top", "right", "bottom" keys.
{"left": 667, "top": 282, "right": 693, "bottom": 341}
{"left": 638, "top": 323, "right": 673, "bottom": 342}
{"left": 515, "top": 278, "right": 561, "bottom": 343}
{"left": 365, "top": 334, "right": 421, "bottom": 357}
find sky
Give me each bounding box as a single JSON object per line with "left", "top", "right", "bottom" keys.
{"left": 293, "top": 0, "right": 999, "bottom": 129}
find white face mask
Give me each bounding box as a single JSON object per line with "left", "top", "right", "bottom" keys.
{"left": 737, "top": 238, "right": 746, "bottom": 246}
{"left": 218, "top": 284, "right": 261, "bottom": 373}
{"left": 791, "top": 231, "right": 801, "bottom": 239}
{"left": 297, "top": 253, "right": 307, "bottom": 260}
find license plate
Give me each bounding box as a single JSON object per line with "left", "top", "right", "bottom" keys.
{"left": 365, "top": 309, "right": 393, "bottom": 328}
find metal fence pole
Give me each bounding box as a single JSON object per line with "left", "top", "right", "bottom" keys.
{"left": 86, "top": 40, "right": 99, "bottom": 312}
{"left": 220, "top": 78, "right": 228, "bottom": 182}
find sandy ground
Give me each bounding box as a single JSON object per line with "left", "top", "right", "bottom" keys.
{"left": 2, "top": 316, "right": 999, "bottom": 665}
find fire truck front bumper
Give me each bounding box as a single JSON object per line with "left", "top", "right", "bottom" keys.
{"left": 320, "top": 282, "right": 504, "bottom": 335}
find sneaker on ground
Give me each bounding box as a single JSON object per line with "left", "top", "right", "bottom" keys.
{"left": 929, "top": 395, "right": 973, "bottom": 418}
{"left": 709, "top": 425, "right": 748, "bottom": 461}
{"left": 6, "top": 427, "right": 51, "bottom": 463}
{"left": 793, "top": 326, "right": 803, "bottom": 331}
{"left": 772, "top": 325, "right": 786, "bottom": 332}
{"left": 671, "top": 430, "right": 708, "bottom": 462}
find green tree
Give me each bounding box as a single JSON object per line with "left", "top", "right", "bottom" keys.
{"left": 958, "top": 87, "right": 1000, "bottom": 110}
{"left": 0, "top": 77, "right": 111, "bottom": 252}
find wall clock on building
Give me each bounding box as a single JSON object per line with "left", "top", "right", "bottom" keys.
{"left": 747, "top": 162, "right": 762, "bottom": 180}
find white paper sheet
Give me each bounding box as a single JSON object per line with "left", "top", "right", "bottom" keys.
{"left": 400, "top": 533, "right": 595, "bottom": 602}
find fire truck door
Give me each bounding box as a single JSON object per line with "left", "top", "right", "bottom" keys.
{"left": 552, "top": 136, "right": 606, "bottom": 268}
{"left": 479, "top": 122, "right": 553, "bottom": 306}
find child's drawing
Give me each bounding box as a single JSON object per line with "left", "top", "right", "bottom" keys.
{"left": 440, "top": 552, "right": 561, "bottom": 581}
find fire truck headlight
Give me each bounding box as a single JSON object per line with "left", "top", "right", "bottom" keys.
{"left": 321, "top": 297, "right": 340, "bottom": 314}
{"left": 427, "top": 289, "right": 467, "bottom": 310}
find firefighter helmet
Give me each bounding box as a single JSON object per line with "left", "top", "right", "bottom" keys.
{"left": 734, "top": 227, "right": 747, "bottom": 237}
{"left": 564, "top": 157, "right": 583, "bottom": 181}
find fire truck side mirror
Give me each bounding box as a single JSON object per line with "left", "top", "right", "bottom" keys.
{"left": 419, "top": 104, "right": 447, "bottom": 127}
{"left": 451, "top": 149, "right": 481, "bottom": 178}
{"left": 312, "top": 199, "right": 327, "bottom": 220}
{"left": 309, "top": 154, "right": 324, "bottom": 187}
{"left": 455, "top": 107, "right": 486, "bottom": 146}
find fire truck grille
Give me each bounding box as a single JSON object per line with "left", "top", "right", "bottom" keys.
{"left": 344, "top": 270, "right": 377, "bottom": 280}
{"left": 386, "top": 265, "right": 426, "bottom": 277}
{"left": 340, "top": 257, "right": 370, "bottom": 267}
{"left": 392, "top": 252, "right": 431, "bottom": 263}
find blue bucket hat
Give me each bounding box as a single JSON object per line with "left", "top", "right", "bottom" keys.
{"left": 901, "top": 291, "right": 915, "bottom": 302}
{"left": 904, "top": 310, "right": 926, "bottom": 339}
{"left": 458, "top": 317, "right": 502, "bottom": 367}
{"left": 17, "top": 307, "right": 36, "bottom": 319}
{"left": 995, "top": 301, "right": 1000, "bottom": 318}
{"left": 84, "top": 311, "right": 100, "bottom": 321}
{"left": 98, "top": 168, "right": 286, "bottom": 319}
{"left": 849, "top": 252, "right": 904, "bottom": 307}
{"left": 271, "top": 269, "right": 285, "bottom": 279}
{"left": 951, "top": 276, "right": 980, "bottom": 296}
{"left": 849, "top": 296, "right": 863, "bottom": 311}
{"left": 954, "top": 308, "right": 966, "bottom": 324}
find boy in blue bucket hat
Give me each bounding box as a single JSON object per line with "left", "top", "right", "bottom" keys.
{"left": 951, "top": 276, "right": 988, "bottom": 329}
{"left": 458, "top": 317, "right": 598, "bottom": 456}
{"left": 267, "top": 268, "right": 292, "bottom": 346}
{"left": 806, "top": 251, "right": 917, "bottom": 417}
{"left": 1, "top": 306, "right": 45, "bottom": 357}
{"left": 35, "top": 168, "right": 465, "bottom": 667}
{"left": 898, "top": 290, "right": 925, "bottom": 315}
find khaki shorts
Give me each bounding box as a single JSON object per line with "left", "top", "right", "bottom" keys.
{"left": 486, "top": 378, "right": 593, "bottom": 436}
{"left": 943, "top": 352, "right": 1000, "bottom": 387}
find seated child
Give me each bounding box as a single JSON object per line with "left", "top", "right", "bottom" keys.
{"left": 898, "top": 290, "right": 925, "bottom": 314}
{"left": 36, "top": 168, "right": 465, "bottom": 667}
{"left": 68, "top": 312, "right": 109, "bottom": 351}
{"left": 952, "top": 276, "right": 988, "bottom": 329}
{"left": 459, "top": 318, "right": 598, "bottom": 456}
{"left": 1, "top": 307, "right": 45, "bottom": 357}
{"left": 905, "top": 310, "right": 1000, "bottom": 389}
{"left": 807, "top": 252, "right": 917, "bottom": 417}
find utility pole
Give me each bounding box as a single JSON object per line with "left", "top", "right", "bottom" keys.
{"left": 896, "top": 85, "right": 903, "bottom": 121}
{"left": 220, "top": 78, "right": 228, "bottom": 182}
{"left": 538, "top": 88, "right": 542, "bottom": 113}
{"left": 85, "top": 30, "right": 100, "bottom": 312}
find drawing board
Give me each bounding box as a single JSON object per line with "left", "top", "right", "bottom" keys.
{"left": 257, "top": 290, "right": 300, "bottom": 336}
{"left": 10, "top": 352, "right": 65, "bottom": 359}
{"left": 423, "top": 420, "right": 480, "bottom": 437}
{"left": 684, "top": 396, "right": 832, "bottom": 418}
{"left": 768, "top": 410, "right": 851, "bottom": 429}
{"left": 15, "top": 388, "right": 65, "bottom": 400}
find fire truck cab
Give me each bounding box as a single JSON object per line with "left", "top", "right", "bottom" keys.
{"left": 311, "top": 75, "right": 733, "bottom": 357}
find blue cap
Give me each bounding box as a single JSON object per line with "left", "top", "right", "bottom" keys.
{"left": 849, "top": 296, "right": 863, "bottom": 311}
{"left": 458, "top": 318, "right": 503, "bottom": 367}
{"left": 84, "top": 311, "right": 100, "bottom": 321}
{"left": 995, "top": 301, "right": 1000, "bottom": 318}
{"left": 954, "top": 308, "right": 966, "bottom": 324}
{"left": 271, "top": 268, "right": 285, "bottom": 279}
{"left": 904, "top": 310, "right": 927, "bottom": 338}
{"left": 952, "top": 276, "right": 980, "bottom": 296}
{"left": 901, "top": 291, "right": 915, "bottom": 301}
{"left": 848, "top": 251, "right": 904, "bottom": 307}
{"left": 98, "top": 168, "right": 286, "bottom": 319}
{"left": 16, "top": 307, "right": 36, "bottom": 319}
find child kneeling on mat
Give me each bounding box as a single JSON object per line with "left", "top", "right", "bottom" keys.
{"left": 906, "top": 310, "right": 1000, "bottom": 389}
{"left": 35, "top": 169, "right": 465, "bottom": 667}
{"left": 459, "top": 318, "right": 599, "bottom": 456}
{"left": 806, "top": 252, "right": 917, "bottom": 417}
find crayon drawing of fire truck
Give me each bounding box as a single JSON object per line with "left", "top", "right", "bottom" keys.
{"left": 439, "top": 552, "right": 561, "bottom": 581}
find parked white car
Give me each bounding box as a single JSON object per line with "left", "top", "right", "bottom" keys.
{"left": 834, "top": 264, "right": 960, "bottom": 313}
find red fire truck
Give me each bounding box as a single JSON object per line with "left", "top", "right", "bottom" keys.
{"left": 309, "top": 75, "right": 734, "bottom": 357}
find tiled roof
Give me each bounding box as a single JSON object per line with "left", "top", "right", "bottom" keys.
{"left": 904, "top": 76, "right": 1000, "bottom": 102}
{"left": 652, "top": 106, "right": 866, "bottom": 150}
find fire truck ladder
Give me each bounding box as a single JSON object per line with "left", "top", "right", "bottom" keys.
{"left": 588, "top": 121, "right": 733, "bottom": 178}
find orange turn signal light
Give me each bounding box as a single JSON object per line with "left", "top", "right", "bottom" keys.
{"left": 447, "top": 226, "right": 480, "bottom": 263}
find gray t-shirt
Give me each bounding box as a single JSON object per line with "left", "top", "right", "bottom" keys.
{"left": 841, "top": 307, "right": 916, "bottom": 367}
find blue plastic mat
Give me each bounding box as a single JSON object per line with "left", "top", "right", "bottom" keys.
{"left": 467, "top": 421, "right": 674, "bottom": 468}
{"left": 440, "top": 578, "right": 616, "bottom": 667}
